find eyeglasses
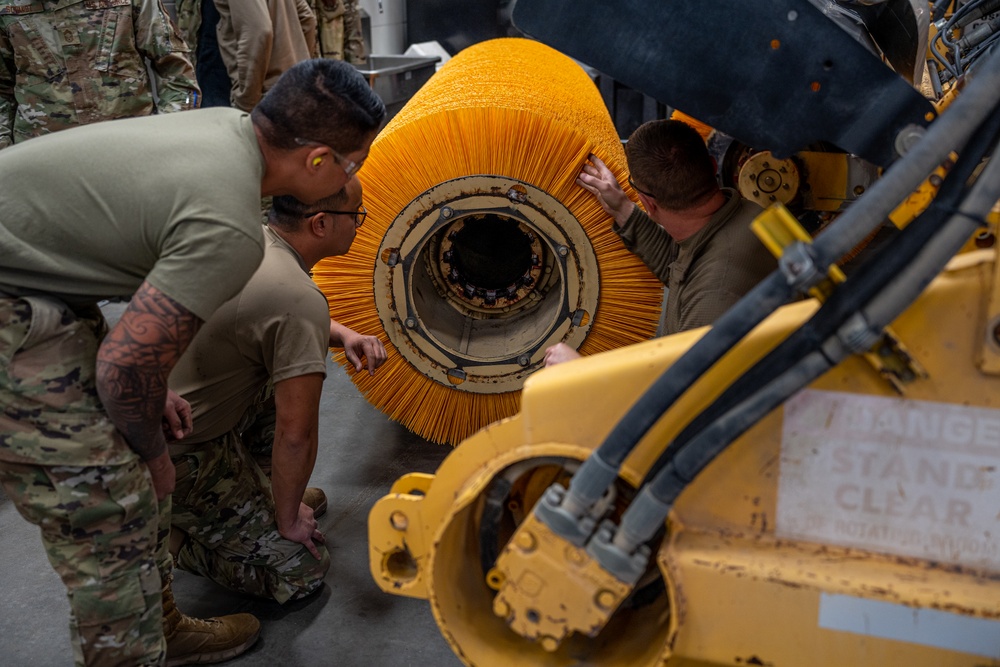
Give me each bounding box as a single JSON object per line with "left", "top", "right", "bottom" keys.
{"left": 309, "top": 206, "right": 367, "bottom": 228}
{"left": 628, "top": 176, "right": 656, "bottom": 199}
{"left": 295, "top": 137, "right": 364, "bottom": 178}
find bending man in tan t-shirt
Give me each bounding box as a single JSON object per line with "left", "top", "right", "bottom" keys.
{"left": 168, "top": 177, "right": 386, "bottom": 603}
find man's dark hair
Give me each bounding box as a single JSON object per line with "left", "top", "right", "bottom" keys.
{"left": 625, "top": 119, "right": 719, "bottom": 210}
{"left": 252, "top": 59, "right": 386, "bottom": 154}
{"left": 268, "top": 187, "right": 350, "bottom": 230}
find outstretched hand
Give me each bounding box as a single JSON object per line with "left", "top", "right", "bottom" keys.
{"left": 543, "top": 342, "right": 582, "bottom": 368}
{"left": 576, "top": 154, "right": 635, "bottom": 226}
{"left": 342, "top": 330, "right": 387, "bottom": 376}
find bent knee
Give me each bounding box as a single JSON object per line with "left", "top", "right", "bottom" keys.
{"left": 274, "top": 544, "right": 330, "bottom": 604}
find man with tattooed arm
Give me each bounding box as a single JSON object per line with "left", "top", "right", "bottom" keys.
{"left": 0, "top": 58, "right": 384, "bottom": 666}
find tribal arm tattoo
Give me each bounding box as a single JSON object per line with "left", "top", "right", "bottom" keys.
{"left": 95, "top": 281, "right": 203, "bottom": 461}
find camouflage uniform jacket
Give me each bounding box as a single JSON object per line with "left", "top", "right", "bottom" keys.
{"left": 310, "top": 0, "right": 364, "bottom": 64}
{"left": 0, "top": 0, "right": 199, "bottom": 149}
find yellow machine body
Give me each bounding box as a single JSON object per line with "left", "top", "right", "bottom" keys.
{"left": 370, "top": 245, "right": 1000, "bottom": 665}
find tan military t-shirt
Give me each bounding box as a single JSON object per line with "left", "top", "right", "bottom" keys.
{"left": 0, "top": 108, "right": 266, "bottom": 319}
{"left": 170, "top": 225, "right": 331, "bottom": 444}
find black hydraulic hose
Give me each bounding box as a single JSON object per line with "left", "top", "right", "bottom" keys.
{"left": 955, "top": 0, "right": 1000, "bottom": 28}
{"left": 477, "top": 476, "right": 511, "bottom": 576}
{"left": 589, "top": 273, "right": 795, "bottom": 471}
{"left": 932, "top": 0, "right": 953, "bottom": 21}
{"left": 638, "top": 102, "right": 1000, "bottom": 488}
{"left": 612, "top": 127, "right": 1000, "bottom": 549}
{"left": 932, "top": 31, "right": 961, "bottom": 79}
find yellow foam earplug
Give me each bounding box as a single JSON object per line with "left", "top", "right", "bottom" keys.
{"left": 313, "top": 157, "right": 323, "bottom": 166}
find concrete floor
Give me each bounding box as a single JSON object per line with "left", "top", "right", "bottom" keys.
{"left": 0, "top": 303, "right": 463, "bottom": 666}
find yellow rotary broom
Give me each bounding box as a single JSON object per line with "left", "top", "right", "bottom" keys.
{"left": 312, "top": 38, "right": 663, "bottom": 445}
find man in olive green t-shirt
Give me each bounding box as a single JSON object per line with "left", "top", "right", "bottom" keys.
{"left": 0, "top": 58, "right": 384, "bottom": 666}
{"left": 545, "top": 119, "right": 777, "bottom": 367}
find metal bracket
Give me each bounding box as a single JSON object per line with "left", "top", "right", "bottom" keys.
{"left": 753, "top": 202, "right": 926, "bottom": 390}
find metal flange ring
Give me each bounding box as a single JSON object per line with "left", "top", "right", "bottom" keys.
{"left": 374, "top": 175, "right": 600, "bottom": 393}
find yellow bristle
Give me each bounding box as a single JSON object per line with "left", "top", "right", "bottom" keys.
{"left": 312, "top": 38, "right": 663, "bottom": 445}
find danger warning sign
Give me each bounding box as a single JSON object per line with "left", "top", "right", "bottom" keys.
{"left": 776, "top": 389, "right": 1000, "bottom": 571}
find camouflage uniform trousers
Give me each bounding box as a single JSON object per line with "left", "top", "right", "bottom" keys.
{"left": 0, "top": 296, "right": 171, "bottom": 666}
{"left": 169, "top": 387, "right": 330, "bottom": 604}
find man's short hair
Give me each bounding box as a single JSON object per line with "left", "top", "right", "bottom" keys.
{"left": 269, "top": 188, "right": 350, "bottom": 230}
{"left": 252, "top": 59, "right": 386, "bottom": 154}
{"left": 625, "top": 119, "right": 718, "bottom": 210}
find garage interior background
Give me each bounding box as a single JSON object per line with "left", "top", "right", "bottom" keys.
{"left": 161, "top": 0, "right": 667, "bottom": 139}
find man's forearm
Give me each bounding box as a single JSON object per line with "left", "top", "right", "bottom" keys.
{"left": 329, "top": 318, "right": 350, "bottom": 347}
{"left": 271, "top": 432, "right": 318, "bottom": 531}
{"left": 95, "top": 282, "right": 202, "bottom": 460}
{"left": 96, "top": 362, "right": 170, "bottom": 460}
{"left": 270, "top": 374, "right": 324, "bottom": 533}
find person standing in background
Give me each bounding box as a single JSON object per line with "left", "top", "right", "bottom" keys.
{"left": 176, "top": 0, "right": 232, "bottom": 107}
{"left": 213, "top": 0, "right": 317, "bottom": 112}
{"left": 0, "top": 0, "right": 200, "bottom": 148}
{"left": 311, "top": 0, "right": 366, "bottom": 64}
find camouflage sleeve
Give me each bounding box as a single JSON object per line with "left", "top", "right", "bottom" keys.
{"left": 0, "top": 19, "right": 14, "bottom": 149}
{"left": 173, "top": 0, "right": 202, "bottom": 67}
{"left": 133, "top": 0, "right": 201, "bottom": 112}
{"left": 343, "top": 0, "right": 365, "bottom": 65}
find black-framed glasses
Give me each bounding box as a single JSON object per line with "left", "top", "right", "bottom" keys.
{"left": 310, "top": 206, "right": 367, "bottom": 228}
{"left": 628, "top": 176, "right": 655, "bottom": 199}
{"left": 294, "top": 137, "right": 364, "bottom": 177}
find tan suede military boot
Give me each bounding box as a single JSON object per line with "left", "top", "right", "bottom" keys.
{"left": 302, "top": 487, "right": 328, "bottom": 518}
{"left": 162, "top": 576, "right": 261, "bottom": 666}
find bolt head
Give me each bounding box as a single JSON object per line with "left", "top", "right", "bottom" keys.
{"left": 595, "top": 589, "right": 617, "bottom": 610}
{"left": 539, "top": 636, "right": 560, "bottom": 652}
{"left": 493, "top": 597, "right": 511, "bottom": 619}
{"left": 390, "top": 511, "right": 409, "bottom": 531}
{"left": 515, "top": 530, "right": 537, "bottom": 552}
